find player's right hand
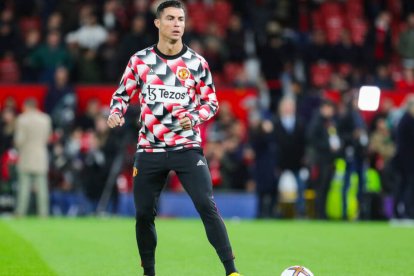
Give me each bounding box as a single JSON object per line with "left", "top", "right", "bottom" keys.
{"left": 107, "top": 113, "right": 125, "bottom": 128}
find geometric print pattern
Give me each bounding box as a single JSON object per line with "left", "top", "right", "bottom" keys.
{"left": 110, "top": 45, "right": 219, "bottom": 152}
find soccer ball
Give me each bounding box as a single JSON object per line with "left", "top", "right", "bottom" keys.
{"left": 280, "top": 265, "right": 314, "bottom": 276}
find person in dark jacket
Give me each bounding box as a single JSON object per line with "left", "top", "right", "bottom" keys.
{"left": 364, "top": 11, "right": 392, "bottom": 70}
{"left": 250, "top": 114, "right": 277, "bottom": 218}
{"left": 307, "top": 99, "right": 340, "bottom": 219}
{"left": 274, "top": 97, "right": 306, "bottom": 217}
{"left": 337, "top": 96, "right": 369, "bottom": 220}
{"left": 394, "top": 100, "right": 414, "bottom": 219}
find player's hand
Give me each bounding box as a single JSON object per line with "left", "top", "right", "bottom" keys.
{"left": 107, "top": 113, "right": 125, "bottom": 128}
{"left": 179, "top": 116, "right": 192, "bottom": 130}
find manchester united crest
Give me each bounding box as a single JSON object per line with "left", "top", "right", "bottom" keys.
{"left": 177, "top": 67, "right": 190, "bottom": 81}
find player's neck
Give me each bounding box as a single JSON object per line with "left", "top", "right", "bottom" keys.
{"left": 156, "top": 39, "right": 183, "bottom": 56}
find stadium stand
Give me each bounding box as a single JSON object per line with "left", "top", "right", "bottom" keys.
{"left": 1, "top": 0, "right": 414, "bottom": 220}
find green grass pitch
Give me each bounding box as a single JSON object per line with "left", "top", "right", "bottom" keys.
{"left": 1, "top": 218, "right": 413, "bottom": 276}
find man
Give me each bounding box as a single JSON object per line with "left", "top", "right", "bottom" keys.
{"left": 307, "top": 100, "right": 340, "bottom": 219}
{"left": 274, "top": 97, "right": 306, "bottom": 217}
{"left": 398, "top": 13, "right": 414, "bottom": 69}
{"left": 107, "top": 1, "right": 240, "bottom": 275}
{"left": 14, "top": 98, "right": 52, "bottom": 217}
{"left": 338, "top": 96, "right": 368, "bottom": 220}
{"left": 394, "top": 100, "right": 414, "bottom": 219}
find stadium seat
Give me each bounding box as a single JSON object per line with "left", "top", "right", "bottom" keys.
{"left": 212, "top": 0, "right": 232, "bottom": 31}
{"left": 223, "top": 62, "right": 244, "bottom": 85}
{"left": 325, "top": 15, "right": 345, "bottom": 44}
{"left": 349, "top": 18, "right": 367, "bottom": 46}
{"left": 310, "top": 62, "right": 333, "bottom": 88}
{"left": 321, "top": 2, "right": 342, "bottom": 17}
{"left": 19, "top": 17, "right": 41, "bottom": 38}
{"left": 346, "top": 1, "right": 364, "bottom": 19}
{"left": 187, "top": 2, "right": 209, "bottom": 33}
{"left": 311, "top": 10, "right": 324, "bottom": 30}
{"left": 337, "top": 63, "right": 352, "bottom": 77}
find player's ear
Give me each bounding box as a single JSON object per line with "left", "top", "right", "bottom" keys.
{"left": 154, "top": 18, "right": 160, "bottom": 29}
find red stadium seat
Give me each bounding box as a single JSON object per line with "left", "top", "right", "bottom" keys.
{"left": 187, "top": 2, "right": 209, "bottom": 33}
{"left": 346, "top": 1, "right": 364, "bottom": 19}
{"left": 310, "top": 62, "right": 333, "bottom": 88}
{"left": 321, "top": 2, "right": 342, "bottom": 17}
{"left": 349, "top": 18, "right": 367, "bottom": 46}
{"left": 19, "top": 17, "right": 41, "bottom": 38}
{"left": 212, "top": 0, "right": 232, "bottom": 31}
{"left": 311, "top": 10, "right": 324, "bottom": 30}
{"left": 337, "top": 63, "right": 353, "bottom": 77}
{"left": 325, "top": 15, "right": 345, "bottom": 44}
{"left": 223, "top": 62, "right": 244, "bottom": 85}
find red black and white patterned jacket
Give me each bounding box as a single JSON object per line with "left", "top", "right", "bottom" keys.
{"left": 110, "top": 45, "right": 219, "bottom": 152}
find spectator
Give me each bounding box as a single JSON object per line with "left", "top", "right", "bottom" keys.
{"left": 45, "top": 66, "right": 72, "bottom": 114}
{"left": 337, "top": 95, "right": 369, "bottom": 220}
{"left": 102, "top": 0, "right": 123, "bottom": 31}
{"left": 0, "top": 9, "right": 20, "bottom": 57}
{"left": 225, "top": 14, "right": 246, "bottom": 63}
{"left": 66, "top": 11, "right": 108, "bottom": 51}
{"left": 364, "top": 11, "right": 392, "bottom": 70}
{"left": 0, "top": 51, "right": 20, "bottom": 83}
{"left": 395, "top": 68, "right": 414, "bottom": 92}
{"left": 45, "top": 11, "right": 63, "bottom": 33}
{"left": 249, "top": 115, "right": 277, "bottom": 218}
{"left": 373, "top": 64, "right": 394, "bottom": 89}
{"left": 394, "top": 99, "right": 414, "bottom": 219}
{"left": 49, "top": 140, "right": 78, "bottom": 216}
{"left": 204, "top": 141, "right": 225, "bottom": 187}
{"left": 274, "top": 97, "right": 307, "bottom": 217}
{"left": 94, "top": 114, "right": 118, "bottom": 163}
{"left": 220, "top": 122, "right": 251, "bottom": 191}
{"left": 76, "top": 48, "right": 102, "bottom": 83}
{"left": 207, "top": 101, "right": 234, "bottom": 141}
{"left": 305, "top": 29, "right": 334, "bottom": 65}
{"left": 80, "top": 132, "right": 107, "bottom": 214}
{"left": 14, "top": 99, "right": 52, "bottom": 217}
{"left": 98, "top": 30, "right": 121, "bottom": 83}
{"left": 332, "top": 30, "right": 361, "bottom": 67}
{"left": 307, "top": 99, "right": 340, "bottom": 219}
{"left": 369, "top": 116, "right": 396, "bottom": 195}
{"left": 45, "top": 66, "right": 76, "bottom": 131}
{"left": 0, "top": 107, "right": 16, "bottom": 157}
{"left": 258, "top": 21, "right": 289, "bottom": 111}
{"left": 203, "top": 37, "right": 225, "bottom": 73}
{"left": 398, "top": 13, "right": 414, "bottom": 69}
{"left": 76, "top": 98, "right": 102, "bottom": 131}
{"left": 30, "top": 30, "right": 72, "bottom": 82}
{"left": 19, "top": 28, "right": 41, "bottom": 82}
{"left": 118, "top": 14, "right": 155, "bottom": 68}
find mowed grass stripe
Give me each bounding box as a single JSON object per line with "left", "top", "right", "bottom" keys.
{"left": 226, "top": 220, "right": 414, "bottom": 275}
{"left": 3, "top": 218, "right": 139, "bottom": 276}
{"left": 0, "top": 220, "right": 56, "bottom": 276}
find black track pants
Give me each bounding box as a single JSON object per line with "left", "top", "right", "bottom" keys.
{"left": 133, "top": 148, "right": 234, "bottom": 268}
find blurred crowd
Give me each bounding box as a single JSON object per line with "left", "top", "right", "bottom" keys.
{"left": 1, "top": 0, "right": 414, "bottom": 220}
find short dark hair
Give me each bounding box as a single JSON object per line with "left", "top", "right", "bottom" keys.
{"left": 23, "top": 98, "right": 38, "bottom": 109}
{"left": 156, "top": 0, "right": 185, "bottom": 19}
{"left": 320, "top": 98, "right": 335, "bottom": 108}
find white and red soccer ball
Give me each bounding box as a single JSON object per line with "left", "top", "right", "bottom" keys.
{"left": 280, "top": 265, "right": 314, "bottom": 276}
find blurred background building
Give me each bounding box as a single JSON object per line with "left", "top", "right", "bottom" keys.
{"left": 1, "top": 0, "right": 414, "bottom": 220}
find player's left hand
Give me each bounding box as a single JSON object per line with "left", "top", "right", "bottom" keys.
{"left": 179, "top": 116, "right": 192, "bottom": 130}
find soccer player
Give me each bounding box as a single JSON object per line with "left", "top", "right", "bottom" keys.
{"left": 107, "top": 1, "right": 240, "bottom": 275}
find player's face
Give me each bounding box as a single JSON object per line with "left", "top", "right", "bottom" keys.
{"left": 155, "top": 7, "right": 185, "bottom": 42}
